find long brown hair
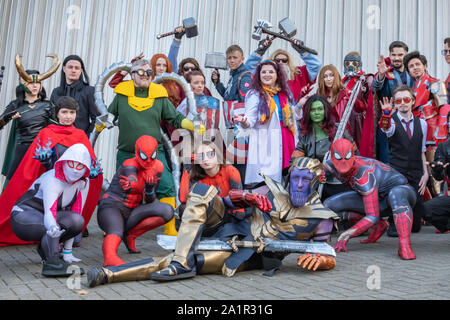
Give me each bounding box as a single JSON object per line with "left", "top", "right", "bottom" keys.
{"left": 317, "top": 64, "right": 345, "bottom": 107}
{"left": 151, "top": 54, "right": 182, "bottom": 106}
{"left": 189, "top": 141, "right": 225, "bottom": 182}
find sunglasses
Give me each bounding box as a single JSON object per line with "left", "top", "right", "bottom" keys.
{"left": 442, "top": 50, "right": 450, "bottom": 56}
{"left": 274, "top": 58, "right": 288, "bottom": 64}
{"left": 196, "top": 150, "right": 216, "bottom": 161}
{"left": 132, "top": 69, "right": 153, "bottom": 77}
{"left": 183, "top": 66, "right": 198, "bottom": 72}
{"left": 394, "top": 97, "right": 413, "bottom": 105}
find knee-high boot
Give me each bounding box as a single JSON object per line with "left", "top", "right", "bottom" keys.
{"left": 124, "top": 217, "right": 165, "bottom": 253}
{"left": 102, "top": 234, "right": 125, "bottom": 267}
{"left": 393, "top": 210, "right": 416, "bottom": 260}
{"left": 160, "top": 197, "right": 177, "bottom": 236}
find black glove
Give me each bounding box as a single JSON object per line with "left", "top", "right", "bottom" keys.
{"left": 255, "top": 37, "right": 273, "bottom": 56}
{"left": 175, "top": 29, "right": 186, "bottom": 40}
{"left": 291, "top": 39, "right": 306, "bottom": 55}
{"left": 430, "top": 161, "right": 445, "bottom": 181}
{"left": 144, "top": 183, "right": 157, "bottom": 203}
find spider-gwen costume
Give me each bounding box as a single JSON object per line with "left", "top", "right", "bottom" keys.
{"left": 323, "top": 139, "right": 417, "bottom": 260}
{"left": 98, "top": 135, "right": 174, "bottom": 267}
{"left": 10, "top": 144, "right": 91, "bottom": 277}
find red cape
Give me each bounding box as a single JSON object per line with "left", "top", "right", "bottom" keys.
{"left": 0, "top": 124, "right": 102, "bottom": 247}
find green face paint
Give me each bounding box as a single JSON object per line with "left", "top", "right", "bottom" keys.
{"left": 310, "top": 101, "right": 325, "bottom": 124}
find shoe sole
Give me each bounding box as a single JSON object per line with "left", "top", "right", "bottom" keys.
{"left": 150, "top": 270, "right": 196, "bottom": 282}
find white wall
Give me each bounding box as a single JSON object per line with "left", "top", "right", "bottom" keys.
{"left": 1, "top": 0, "right": 449, "bottom": 186}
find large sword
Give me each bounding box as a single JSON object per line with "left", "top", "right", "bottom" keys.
{"left": 318, "top": 75, "right": 365, "bottom": 197}
{"left": 157, "top": 235, "right": 336, "bottom": 257}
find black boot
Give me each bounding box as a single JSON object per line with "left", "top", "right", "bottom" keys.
{"left": 150, "top": 262, "right": 196, "bottom": 282}
{"left": 41, "top": 254, "right": 73, "bottom": 278}
{"left": 87, "top": 267, "right": 107, "bottom": 288}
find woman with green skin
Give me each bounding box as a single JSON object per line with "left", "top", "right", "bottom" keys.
{"left": 292, "top": 94, "right": 356, "bottom": 200}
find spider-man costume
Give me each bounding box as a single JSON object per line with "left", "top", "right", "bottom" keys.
{"left": 323, "top": 139, "right": 417, "bottom": 260}
{"left": 98, "top": 135, "right": 174, "bottom": 267}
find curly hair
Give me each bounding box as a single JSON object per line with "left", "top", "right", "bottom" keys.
{"left": 150, "top": 54, "right": 182, "bottom": 106}
{"left": 251, "top": 60, "right": 294, "bottom": 120}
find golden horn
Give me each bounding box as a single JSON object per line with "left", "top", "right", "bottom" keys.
{"left": 15, "top": 54, "right": 33, "bottom": 83}
{"left": 38, "top": 54, "right": 61, "bottom": 82}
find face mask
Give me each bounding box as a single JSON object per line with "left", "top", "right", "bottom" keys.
{"left": 62, "top": 160, "right": 86, "bottom": 183}
{"left": 330, "top": 139, "right": 355, "bottom": 175}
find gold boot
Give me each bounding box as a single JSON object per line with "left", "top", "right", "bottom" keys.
{"left": 160, "top": 197, "right": 178, "bottom": 236}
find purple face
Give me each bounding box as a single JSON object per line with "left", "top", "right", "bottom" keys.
{"left": 289, "top": 168, "right": 314, "bottom": 207}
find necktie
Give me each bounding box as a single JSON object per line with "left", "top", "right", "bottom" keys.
{"left": 401, "top": 119, "right": 412, "bottom": 139}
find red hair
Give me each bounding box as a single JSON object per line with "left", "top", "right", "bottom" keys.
{"left": 150, "top": 54, "right": 182, "bottom": 107}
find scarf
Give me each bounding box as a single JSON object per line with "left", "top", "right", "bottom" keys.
{"left": 260, "top": 86, "right": 296, "bottom": 136}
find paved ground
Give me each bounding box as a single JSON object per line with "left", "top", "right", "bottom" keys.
{"left": 1, "top": 210, "right": 449, "bottom": 303}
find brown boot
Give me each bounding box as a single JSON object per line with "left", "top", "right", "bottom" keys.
{"left": 102, "top": 234, "right": 125, "bottom": 267}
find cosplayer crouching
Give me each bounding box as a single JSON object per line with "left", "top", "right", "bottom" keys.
{"left": 10, "top": 144, "right": 91, "bottom": 277}
{"left": 98, "top": 135, "right": 174, "bottom": 267}
{"left": 86, "top": 156, "right": 337, "bottom": 287}
{"left": 0, "top": 96, "right": 102, "bottom": 247}
{"left": 323, "top": 139, "right": 417, "bottom": 260}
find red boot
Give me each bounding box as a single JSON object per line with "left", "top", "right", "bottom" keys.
{"left": 393, "top": 211, "right": 416, "bottom": 260}
{"left": 102, "top": 234, "right": 125, "bottom": 267}
{"left": 124, "top": 217, "right": 165, "bottom": 254}
{"left": 360, "top": 220, "right": 389, "bottom": 244}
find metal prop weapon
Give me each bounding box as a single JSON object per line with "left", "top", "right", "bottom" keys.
{"left": 252, "top": 18, "right": 318, "bottom": 55}
{"left": 318, "top": 75, "right": 365, "bottom": 197}
{"left": 157, "top": 17, "right": 198, "bottom": 40}
{"left": 157, "top": 235, "right": 336, "bottom": 257}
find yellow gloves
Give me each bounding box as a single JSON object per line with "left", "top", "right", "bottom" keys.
{"left": 181, "top": 118, "right": 205, "bottom": 135}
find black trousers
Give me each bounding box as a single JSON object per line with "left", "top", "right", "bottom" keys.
{"left": 423, "top": 196, "right": 450, "bottom": 232}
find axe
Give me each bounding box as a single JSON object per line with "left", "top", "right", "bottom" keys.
{"left": 157, "top": 17, "right": 198, "bottom": 40}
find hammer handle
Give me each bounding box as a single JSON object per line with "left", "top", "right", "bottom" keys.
{"left": 156, "top": 30, "right": 177, "bottom": 40}
{"left": 261, "top": 28, "right": 318, "bottom": 55}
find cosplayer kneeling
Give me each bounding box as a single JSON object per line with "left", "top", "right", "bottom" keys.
{"left": 98, "top": 135, "right": 174, "bottom": 267}
{"left": 86, "top": 157, "right": 337, "bottom": 288}
{"left": 323, "top": 139, "right": 417, "bottom": 260}
{"left": 10, "top": 144, "right": 91, "bottom": 277}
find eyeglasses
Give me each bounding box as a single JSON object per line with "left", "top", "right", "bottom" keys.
{"left": 274, "top": 58, "right": 288, "bottom": 64}
{"left": 132, "top": 69, "right": 153, "bottom": 77}
{"left": 183, "top": 66, "right": 198, "bottom": 72}
{"left": 442, "top": 50, "right": 450, "bottom": 56}
{"left": 394, "top": 97, "right": 413, "bottom": 105}
{"left": 196, "top": 150, "right": 216, "bottom": 161}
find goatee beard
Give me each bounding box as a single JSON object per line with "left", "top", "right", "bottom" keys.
{"left": 290, "top": 192, "right": 309, "bottom": 207}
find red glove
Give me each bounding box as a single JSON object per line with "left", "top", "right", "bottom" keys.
{"left": 119, "top": 174, "right": 138, "bottom": 191}
{"left": 228, "top": 190, "right": 272, "bottom": 212}
{"left": 378, "top": 108, "right": 393, "bottom": 130}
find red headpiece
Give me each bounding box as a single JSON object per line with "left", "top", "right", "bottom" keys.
{"left": 330, "top": 139, "right": 355, "bottom": 175}
{"left": 135, "top": 135, "right": 158, "bottom": 169}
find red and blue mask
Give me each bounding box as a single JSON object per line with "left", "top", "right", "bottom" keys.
{"left": 330, "top": 139, "right": 355, "bottom": 175}
{"left": 135, "top": 135, "right": 158, "bottom": 169}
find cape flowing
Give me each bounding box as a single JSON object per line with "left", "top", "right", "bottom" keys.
{"left": 0, "top": 124, "right": 102, "bottom": 246}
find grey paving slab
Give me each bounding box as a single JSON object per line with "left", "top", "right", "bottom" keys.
{"left": 1, "top": 209, "right": 450, "bottom": 302}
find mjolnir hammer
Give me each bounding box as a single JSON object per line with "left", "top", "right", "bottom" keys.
{"left": 252, "top": 17, "right": 318, "bottom": 55}
{"left": 156, "top": 17, "right": 198, "bottom": 40}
